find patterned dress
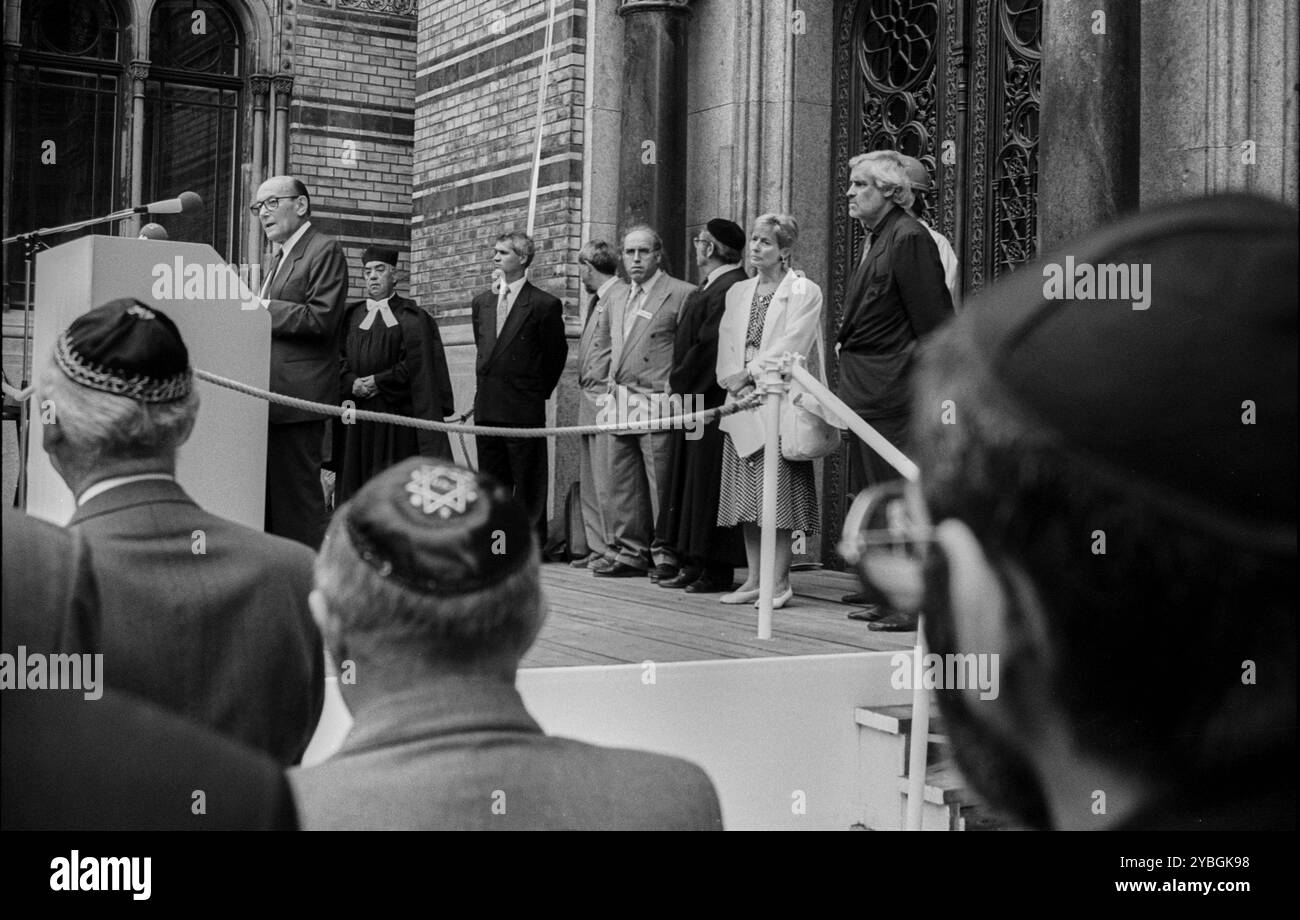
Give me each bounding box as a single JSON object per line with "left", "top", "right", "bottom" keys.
{"left": 716, "top": 290, "right": 820, "bottom": 533}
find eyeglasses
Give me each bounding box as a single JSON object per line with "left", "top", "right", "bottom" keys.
{"left": 692, "top": 236, "right": 711, "bottom": 247}
{"left": 839, "top": 479, "right": 935, "bottom": 614}
{"left": 249, "top": 195, "right": 300, "bottom": 215}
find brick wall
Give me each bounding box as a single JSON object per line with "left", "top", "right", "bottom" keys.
{"left": 291, "top": 0, "right": 418, "bottom": 301}
{"left": 413, "top": 0, "right": 587, "bottom": 330}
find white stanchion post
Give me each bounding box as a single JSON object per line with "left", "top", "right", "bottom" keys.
{"left": 905, "top": 614, "right": 930, "bottom": 830}
{"left": 756, "top": 356, "right": 788, "bottom": 640}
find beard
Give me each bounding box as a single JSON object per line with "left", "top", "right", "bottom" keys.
{"left": 922, "top": 548, "right": 1053, "bottom": 829}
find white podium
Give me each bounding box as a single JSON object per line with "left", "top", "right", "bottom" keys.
{"left": 26, "top": 235, "right": 270, "bottom": 530}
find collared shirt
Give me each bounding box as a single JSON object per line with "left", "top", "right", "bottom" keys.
{"left": 360, "top": 295, "right": 399, "bottom": 330}
{"left": 77, "top": 473, "right": 176, "bottom": 507}
{"left": 595, "top": 275, "right": 619, "bottom": 301}
{"left": 261, "top": 219, "right": 313, "bottom": 301}
{"left": 702, "top": 262, "right": 743, "bottom": 291}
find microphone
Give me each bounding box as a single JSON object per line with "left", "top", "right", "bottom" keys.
{"left": 137, "top": 192, "right": 203, "bottom": 215}
{"left": 138, "top": 223, "right": 169, "bottom": 240}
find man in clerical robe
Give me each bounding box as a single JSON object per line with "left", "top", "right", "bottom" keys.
{"left": 336, "top": 246, "right": 454, "bottom": 503}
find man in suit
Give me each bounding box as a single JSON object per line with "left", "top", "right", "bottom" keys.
{"left": 570, "top": 240, "right": 625, "bottom": 569}
{"left": 655, "top": 219, "right": 749, "bottom": 593}
{"left": 593, "top": 225, "right": 697, "bottom": 580}
{"left": 837, "top": 150, "right": 953, "bottom": 631}
{"left": 335, "top": 245, "right": 454, "bottom": 503}
{"left": 2, "top": 506, "right": 99, "bottom": 655}
{"left": 38, "top": 299, "right": 325, "bottom": 764}
{"left": 3, "top": 687, "right": 299, "bottom": 831}
{"left": 289, "top": 457, "right": 724, "bottom": 830}
{"left": 254, "top": 175, "right": 349, "bottom": 549}
{"left": 470, "top": 232, "right": 567, "bottom": 548}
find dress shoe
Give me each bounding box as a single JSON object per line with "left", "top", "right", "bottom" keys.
{"left": 685, "top": 574, "right": 732, "bottom": 594}
{"left": 592, "top": 561, "right": 647, "bottom": 578}
{"left": 868, "top": 609, "right": 920, "bottom": 632}
{"left": 754, "top": 586, "right": 794, "bottom": 609}
{"left": 649, "top": 563, "right": 680, "bottom": 584}
{"left": 569, "top": 552, "right": 601, "bottom": 569}
{"left": 719, "top": 587, "right": 761, "bottom": 605}
{"left": 660, "top": 567, "right": 702, "bottom": 589}
{"left": 846, "top": 605, "right": 887, "bottom": 622}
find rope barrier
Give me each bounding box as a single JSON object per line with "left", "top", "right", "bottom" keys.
{"left": 4, "top": 367, "right": 764, "bottom": 438}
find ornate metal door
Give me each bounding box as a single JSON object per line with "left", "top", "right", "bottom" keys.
{"left": 825, "top": 0, "right": 1041, "bottom": 558}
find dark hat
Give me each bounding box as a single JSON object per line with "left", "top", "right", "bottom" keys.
{"left": 957, "top": 192, "right": 1297, "bottom": 553}
{"left": 705, "top": 218, "right": 746, "bottom": 253}
{"left": 343, "top": 457, "right": 535, "bottom": 595}
{"left": 54, "top": 298, "right": 192, "bottom": 403}
{"left": 362, "top": 246, "right": 399, "bottom": 267}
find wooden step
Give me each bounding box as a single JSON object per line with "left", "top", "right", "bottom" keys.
{"left": 854, "top": 704, "right": 948, "bottom": 745}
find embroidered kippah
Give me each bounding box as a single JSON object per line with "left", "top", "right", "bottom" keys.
{"left": 54, "top": 298, "right": 192, "bottom": 403}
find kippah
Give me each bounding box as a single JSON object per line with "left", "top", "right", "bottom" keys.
{"left": 54, "top": 298, "right": 192, "bottom": 403}
{"left": 706, "top": 218, "right": 746, "bottom": 253}
{"left": 958, "top": 193, "right": 1296, "bottom": 553}
{"left": 362, "top": 246, "right": 399, "bottom": 267}
{"left": 344, "top": 457, "right": 534, "bottom": 595}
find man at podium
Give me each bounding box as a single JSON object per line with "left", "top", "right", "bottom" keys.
{"left": 253, "top": 175, "right": 348, "bottom": 549}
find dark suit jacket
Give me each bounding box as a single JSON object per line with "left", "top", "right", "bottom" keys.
{"left": 2, "top": 686, "right": 298, "bottom": 830}
{"left": 68, "top": 479, "right": 325, "bottom": 765}
{"left": 670, "top": 266, "right": 749, "bottom": 407}
{"left": 471, "top": 280, "right": 567, "bottom": 425}
{"left": 265, "top": 224, "right": 350, "bottom": 425}
{"left": 836, "top": 205, "right": 953, "bottom": 418}
{"left": 289, "top": 675, "right": 724, "bottom": 830}
{"left": 2, "top": 506, "right": 99, "bottom": 655}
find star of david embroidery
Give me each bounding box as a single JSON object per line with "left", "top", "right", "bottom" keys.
{"left": 127, "top": 304, "right": 156, "bottom": 320}
{"left": 405, "top": 465, "right": 478, "bottom": 519}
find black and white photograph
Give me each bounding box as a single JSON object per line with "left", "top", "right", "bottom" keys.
{"left": 1, "top": 0, "right": 1295, "bottom": 888}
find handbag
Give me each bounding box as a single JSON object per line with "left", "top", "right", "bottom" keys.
{"left": 780, "top": 327, "right": 844, "bottom": 462}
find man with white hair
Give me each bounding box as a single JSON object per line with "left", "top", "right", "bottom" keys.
{"left": 38, "top": 298, "right": 325, "bottom": 764}
{"left": 836, "top": 150, "right": 953, "bottom": 631}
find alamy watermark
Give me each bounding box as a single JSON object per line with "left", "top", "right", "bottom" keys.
{"left": 1042, "top": 256, "right": 1152, "bottom": 310}
{"left": 596, "top": 388, "right": 706, "bottom": 440}
{"left": 891, "top": 651, "right": 999, "bottom": 700}
{"left": 0, "top": 646, "right": 103, "bottom": 700}
{"left": 151, "top": 257, "right": 263, "bottom": 310}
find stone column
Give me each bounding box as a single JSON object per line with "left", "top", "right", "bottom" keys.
{"left": 271, "top": 75, "right": 293, "bottom": 176}
{"left": 127, "top": 60, "right": 150, "bottom": 238}
{"left": 1039, "top": 0, "right": 1139, "bottom": 251}
{"left": 616, "top": 0, "right": 692, "bottom": 265}
{"left": 249, "top": 74, "right": 271, "bottom": 263}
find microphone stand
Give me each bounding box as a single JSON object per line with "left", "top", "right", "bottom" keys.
{"left": 3, "top": 206, "right": 153, "bottom": 509}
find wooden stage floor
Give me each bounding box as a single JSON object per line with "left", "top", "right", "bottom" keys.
{"left": 520, "top": 563, "right": 918, "bottom": 669}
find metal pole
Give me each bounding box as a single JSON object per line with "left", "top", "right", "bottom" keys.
{"left": 756, "top": 357, "right": 786, "bottom": 639}
{"left": 525, "top": 0, "right": 558, "bottom": 237}
{"left": 15, "top": 240, "right": 37, "bottom": 508}
{"left": 905, "top": 615, "right": 930, "bottom": 830}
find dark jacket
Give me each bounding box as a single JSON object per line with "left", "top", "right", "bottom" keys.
{"left": 2, "top": 506, "right": 99, "bottom": 656}
{"left": 264, "top": 224, "right": 350, "bottom": 425}
{"left": 669, "top": 266, "right": 750, "bottom": 406}
{"left": 68, "top": 479, "right": 325, "bottom": 765}
{"left": 836, "top": 206, "right": 953, "bottom": 417}
{"left": 471, "top": 280, "right": 567, "bottom": 425}
{"left": 289, "top": 674, "right": 724, "bottom": 830}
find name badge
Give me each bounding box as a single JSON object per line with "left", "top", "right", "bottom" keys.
{"left": 636, "top": 309, "right": 653, "bottom": 320}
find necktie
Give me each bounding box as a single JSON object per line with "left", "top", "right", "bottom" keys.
{"left": 583, "top": 293, "right": 600, "bottom": 330}
{"left": 260, "top": 251, "right": 283, "bottom": 298}
{"left": 359, "top": 298, "right": 398, "bottom": 330}
{"left": 495, "top": 284, "right": 511, "bottom": 338}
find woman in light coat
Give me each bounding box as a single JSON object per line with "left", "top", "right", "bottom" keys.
{"left": 714, "top": 213, "right": 823, "bottom": 608}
